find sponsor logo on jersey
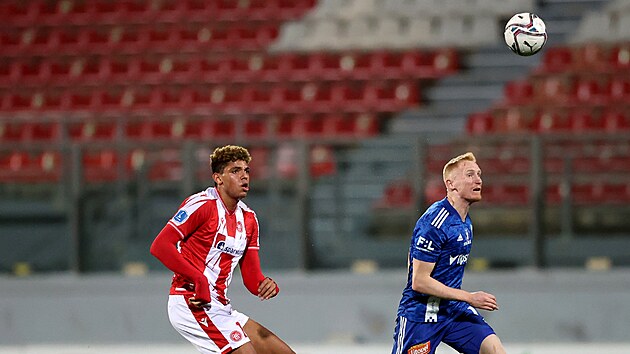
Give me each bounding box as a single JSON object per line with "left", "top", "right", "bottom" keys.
{"left": 449, "top": 254, "right": 469, "bottom": 266}
{"left": 199, "top": 318, "right": 208, "bottom": 327}
{"left": 230, "top": 330, "right": 243, "bottom": 341}
{"left": 216, "top": 240, "right": 245, "bottom": 256}
{"left": 415, "top": 236, "right": 435, "bottom": 253}
{"left": 408, "top": 341, "right": 430, "bottom": 354}
{"left": 173, "top": 210, "right": 188, "bottom": 223}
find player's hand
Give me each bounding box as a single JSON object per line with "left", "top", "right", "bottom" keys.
{"left": 257, "top": 277, "right": 279, "bottom": 300}
{"left": 188, "top": 297, "right": 210, "bottom": 308}
{"left": 469, "top": 291, "right": 499, "bottom": 311}
{"left": 188, "top": 277, "right": 211, "bottom": 308}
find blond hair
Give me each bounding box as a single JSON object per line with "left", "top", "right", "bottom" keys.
{"left": 442, "top": 152, "right": 476, "bottom": 182}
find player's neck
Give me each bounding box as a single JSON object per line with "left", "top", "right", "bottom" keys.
{"left": 446, "top": 194, "right": 470, "bottom": 221}
{"left": 216, "top": 188, "right": 238, "bottom": 213}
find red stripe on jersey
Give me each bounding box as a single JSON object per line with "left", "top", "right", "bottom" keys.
{"left": 183, "top": 293, "right": 231, "bottom": 352}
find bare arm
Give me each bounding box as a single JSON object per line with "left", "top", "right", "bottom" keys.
{"left": 412, "top": 258, "right": 499, "bottom": 311}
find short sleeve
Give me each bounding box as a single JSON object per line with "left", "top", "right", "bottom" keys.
{"left": 410, "top": 221, "right": 443, "bottom": 263}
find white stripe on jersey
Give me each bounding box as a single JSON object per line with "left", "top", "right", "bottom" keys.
{"left": 431, "top": 207, "right": 449, "bottom": 229}
{"left": 425, "top": 296, "right": 440, "bottom": 322}
{"left": 395, "top": 316, "right": 406, "bottom": 354}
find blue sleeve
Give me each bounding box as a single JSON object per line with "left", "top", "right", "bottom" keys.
{"left": 410, "top": 220, "right": 443, "bottom": 263}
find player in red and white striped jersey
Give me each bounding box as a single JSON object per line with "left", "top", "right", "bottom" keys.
{"left": 151, "top": 145, "right": 295, "bottom": 354}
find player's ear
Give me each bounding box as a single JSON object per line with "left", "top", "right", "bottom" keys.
{"left": 212, "top": 172, "right": 222, "bottom": 185}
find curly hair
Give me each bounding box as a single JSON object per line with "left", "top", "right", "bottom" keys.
{"left": 210, "top": 145, "right": 251, "bottom": 174}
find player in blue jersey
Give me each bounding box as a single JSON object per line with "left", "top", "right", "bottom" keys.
{"left": 392, "top": 152, "right": 506, "bottom": 354}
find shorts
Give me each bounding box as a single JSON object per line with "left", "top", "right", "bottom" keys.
{"left": 392, "top": 308, "right": 495, "bottom": 354}
{"left": 168, "top": 294, "right": 251, "bottom": 354}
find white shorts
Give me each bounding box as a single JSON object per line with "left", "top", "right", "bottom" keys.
{"left": 168, "top": 294, "right": 251, "bottom": 354}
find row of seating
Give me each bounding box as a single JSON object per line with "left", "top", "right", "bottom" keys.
{"left": 0, "top": 0, "right": 315, "bottom": 26}
{"left": 502, "top": 76, "right": 630, "bottom": 107}
{"left": 466, "top": 108, "right": 630, "bottom": 135}
{"left": 0, "top": 144, "right": 337, "bottom": 183}
{"left": 1, "top": 24, "right": 280, "bottom": 57}
{"left": 374, "top": 178, "right": 630, "bottom": 209}
{"left": 309, "top": 0, "right": 532, "bottom": 19}
{"left": 0, "top": 81, "right": 420, "bottom": 114}
{"left": 0, "top": 49, "right": 458, "bottom": 88}
{"left": 537, "top": 43, "right": 630, "bottom": 75}
{"left": 0, "top": 112, "right": 380, "bottom": 142}
{"left": 273, "top": 15, "right": 500, "bottom": 51}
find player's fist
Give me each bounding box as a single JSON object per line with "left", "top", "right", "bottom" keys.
{"left": 257, "top": 277, "right": 279, "bottom": 300}
{"left": 469, "top": 291, "right": 499, "bottom": 311}
{"left": 189, "top": 276, "right": 211, "bottom": 308}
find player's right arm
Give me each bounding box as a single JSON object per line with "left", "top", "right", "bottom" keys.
{"left": 411, "top": 259, "right": 498, "bottom": 311}
{"left": 150, "top": 199, "right": 213, "bottom": 307}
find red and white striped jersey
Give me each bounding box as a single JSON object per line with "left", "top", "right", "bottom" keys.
{"left": 166, "top": 187, "right": 260, "bottom": 306}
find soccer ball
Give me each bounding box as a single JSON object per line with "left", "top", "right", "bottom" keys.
{"left": 504, "top": 13, "right": 547, "bottom": 56}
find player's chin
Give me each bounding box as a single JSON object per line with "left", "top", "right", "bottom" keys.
{"left": 467, "top": 194, "right": 482, "bottom": 203}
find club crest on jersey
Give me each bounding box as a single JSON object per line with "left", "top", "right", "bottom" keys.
{"left": 236, "top": 221, "right": 243, "bottom": 233}
{"left": 173, "top": 210, "right": 188, "bottom": 223}
{"left": 230, "top": 330, "right": 243, "bottom": 341}
{"left": 216, "top": 240, "right": 245, "bottom": 256}
{"left": 408, "top": 341, "right": 430, "bottom": 354}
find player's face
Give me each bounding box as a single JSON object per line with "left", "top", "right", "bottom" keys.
{"left": 214, "top": 160, "right": 250, "bottom": 201}
{"left": 451, "top": 160, "right": 483, "bottom": 203}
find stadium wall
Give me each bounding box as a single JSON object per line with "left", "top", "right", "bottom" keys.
{"left": 1, "top": 269, "right": 630, "bottom": 347}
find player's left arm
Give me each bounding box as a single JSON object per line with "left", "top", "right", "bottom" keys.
{"left": 240, "top": 249, "right": 279, "bottom": 300}
{"left": 239, "top": 211, "right": 279, "bottom": 300}
{"left": 412, "top": 260, "right": 498, "bottom": 311}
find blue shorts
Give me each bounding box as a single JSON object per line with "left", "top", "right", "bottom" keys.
{"left": 391, "top": 309, "right": 496, "bottom": 354}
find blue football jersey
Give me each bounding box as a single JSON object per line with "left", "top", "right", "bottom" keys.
{"left": 396, "top": 198, "right": 474, "bottom": 323}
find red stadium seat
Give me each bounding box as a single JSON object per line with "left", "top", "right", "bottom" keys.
{"left": 607, "top": 78, "right": 630, "bottom": 103}
{"left": 310, "top": 145, "right": 336, "bottom": 178}
{"left": 82, "top": 149, "right": 119, "bottom": 183}
{"left": 568, "top": 110, "right": 605, "bottom": 132}
{"left": 492, "top": 108, "right": 533, "bottom": 133}
{"left": 602, "top": 110, "right": 630, "bottom": 132}
{"left": 533, "top": 110, "right": 571, "bottom": 133}
{"left": 608, "top": 44, "right": 630, "bottom": 72}
{"left": 0, "top": 150, "right": 61, "bottom": 183}
{"left": 569, "top": 78, "right": 607, "bottom": 105}
{"left": 466, "top": 111, "right": 494, "bottom": 135}
{"left": 539, "top": 46, "right": 573, "bottom": 73}
{"left": 503, "top": 80, "right": 534, "bottom": 105}
{"left": 247, "top": 147, "right": 271, "bottom": 179}
{"left": 376, "top": 179, "right": 414, "bottom": 208}
{"left": 68, "top": 119, "right": 118, "bottom": 141}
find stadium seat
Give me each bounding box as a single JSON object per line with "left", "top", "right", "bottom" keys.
{"left": 82, "top": 149, "right": 120, "bottom": 183}
{"left": 0, "top": 150, "right": 61, "bottom": 183}
{"left": 539, "top": 46, "right": 574, "bottom": 74}
{"left": 609, "top": 43, "right": 630, "bottom": 72}
{"left": 503, "top": 80, "right": 534, "bottom": 106}
{"left": 492, "top": 108, "right": 533, "bottom": 133}
{"left": 375, "top": 179, "right": 414, "bottom": 208}
{"left": 568, "top": 110, "right": 606, "bottom": 132}
{"left": 68, "top": 119, "right": 118, "bottom": 141}
{"left": 602, "top": 110, "right": 630, "bottom": 132}
{"left": 533, "top": 110, "right": 572, "bottom": 133}
{"left": 310, "top": 145, "right": 336, "bottom": 177}
{"left": 465, "top": 111, "right": 494, "bottom": 135}
{"left": 607, "top": 78, "right": 630, "bottom": 103}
